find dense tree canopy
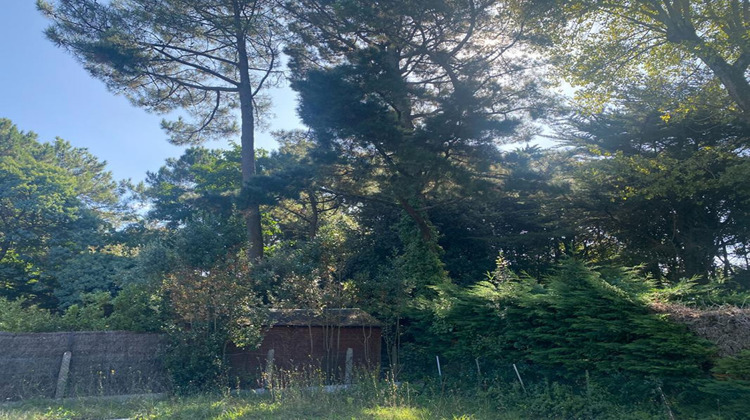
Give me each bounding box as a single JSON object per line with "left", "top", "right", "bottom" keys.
{"left": 0, "top": 119, "right": 133, "bottom": 308}
{"left": 565, "top": 110, "right": 750, "bottom": 281}
{"left": 530, "top": 0, "right": 750, "bottom": 121}
{"left": 286, "top": 0, "right": 547, "bottom": 243}
{"left": 7, "top": 1, "right": 750, "bottom": 411}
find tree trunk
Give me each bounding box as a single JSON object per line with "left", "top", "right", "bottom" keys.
{"left": 235, "top": 7, "right": 264, "bottom": 261}
{"left": 698, "top": 53, "right": 750, "bottom": 122}
{"left": 397, "top": 197, "right": 434, "bottom": 243}
{"left": 308, "top": 190, "right": 319, "bottom": 240}
{"left": 663, "top": 9, "right": 750, "bottom": 122}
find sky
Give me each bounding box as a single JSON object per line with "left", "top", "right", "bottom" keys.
{"left": 0, "top": 1, "right": 303, "bottom": 183}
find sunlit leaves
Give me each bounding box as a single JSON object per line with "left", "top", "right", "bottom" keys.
{"left": 538, "top": 0, "right": 750, "bottom": 120}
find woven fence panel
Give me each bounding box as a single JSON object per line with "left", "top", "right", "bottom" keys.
{"left": 0, "top": 331, "right": 169, "bottom": 400}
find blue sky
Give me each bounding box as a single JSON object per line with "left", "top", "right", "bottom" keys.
{"left": 0, "top": 2, "right": 302, "bottom": 183}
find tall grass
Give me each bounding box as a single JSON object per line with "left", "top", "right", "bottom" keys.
{"left": 0, "top": 377, "right": 679, "bottom": 419}
{"left": 1, "top": 367, "right": 745, "bottom": 419}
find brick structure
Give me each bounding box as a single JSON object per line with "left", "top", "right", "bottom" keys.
{"left": 227, "top": 309, "right": 382, "bottom": 386}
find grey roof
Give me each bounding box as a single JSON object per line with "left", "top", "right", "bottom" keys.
{"left": 266, "top": 308, "right": 382, "bottom": 327}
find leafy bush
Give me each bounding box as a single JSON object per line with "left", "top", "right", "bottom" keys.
{"left": 650, "top": 276, "right": 750, "bottom": 308}
{"left": 108, "top": 283, "right": 164, "bottom": 332}
{"left": 0, "top": 294, "right": 115, "bottom": 332}
{"left": 0, "top": 297, "right": 60, "bottom": 332}
{"left": 0, "top": 285, "right": 163, "bottom": 333}
{"left": 429, "top": 259, "right": 714, "bottom": 387}
{"left": 161, "top": 255, "right": 264, "bottom": 394}
{"left": 686, "top": 350, "right": 750, "bottom": 416}
{"left": 59, "top": 291, "right": 112, "bottom": 330}
{"left": 163, "top": 324, "right": 230, "bottom": 395}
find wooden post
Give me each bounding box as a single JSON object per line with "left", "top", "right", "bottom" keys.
{"left": 265, "top": 349, "right": 275, "bottom": 389}
{"left": 55, "top": 351, "right": 72, "bottom": 399}
{"left": 344, "top": 348, "right": 353, "bottom": 385}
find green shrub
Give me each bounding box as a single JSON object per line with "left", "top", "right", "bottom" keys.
{"left": 430, "top": 259, "right": 714, "bottom": 387}
{"left": 161, "top": 255, "right": 263, "bottom": 394}
{"left": 0, "top": 297, "right": 60, "bottom": 332}
{"left": 651, "top": 276, "right": 750, "bottom": 307}
{"left": 688, "top": 349, "right": 750, "bottom": 416}
{"left": 0, "top": 293, "right": 114, "bottom": 333}
{"left": 108, "top": 283, "right": 164, "bottom": 332}
{"left": 0, "top": 285, "right": 164, "bottom": 333}
{"left": 713, "top": 350, "right": 750, "bottom": 381}
{"left": 163, "top": 325, "right": 230, "bottom": 395}
{"left": 59, "top": 291, "right": 111, "bottom": 330}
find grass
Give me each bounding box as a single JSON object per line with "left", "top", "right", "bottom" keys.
{"left": 0, "top": 378, "right": 738, "bottom": 419}
{"left": 0, "top": 390, "right": 491, "bottom": 420}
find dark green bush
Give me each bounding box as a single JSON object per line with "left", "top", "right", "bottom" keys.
{"left": 163, "top": 325, "right": 230, "bottom": 395}
{"left": 713, "top": 350, "right": 750, "bottom": 381}
{"left": 59, "top": 291, "right": 112, "bottom": 330}
{"left": 160, "top": 255, "right": 263, "bottom": 394}
{"left": 683, "top": 350, "right": 750, "bottom": 417}
{"left": 430, "top": 259, "right": 714, "bottom": 387}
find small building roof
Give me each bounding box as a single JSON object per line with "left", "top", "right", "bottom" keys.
{"left": 267, "top": 308, "right": 382, "bottom": 327}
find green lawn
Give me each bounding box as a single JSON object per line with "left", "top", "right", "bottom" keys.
{"left": 0, "top": 391, "right": 488, "bottom": 420}
{"left": 0, "top": 381, "right": 685, "bottom": 420}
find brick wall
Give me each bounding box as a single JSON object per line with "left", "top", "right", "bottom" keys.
{"left": 227, "top": 325, "right": 381, "bottom": 386}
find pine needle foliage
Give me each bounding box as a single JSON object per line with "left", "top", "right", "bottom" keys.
{"left": 432, "top": 259, "right": 714, "bottom": 386}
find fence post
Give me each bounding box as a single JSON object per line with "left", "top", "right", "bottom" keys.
{"left": 265, "top": 349, "right": 275, "bottom": 389}
{"left": 345, "top": 348, "right": 353, "bottom": 385}
{"left": 55, "top": 351, "right": 72, "bottom": 399}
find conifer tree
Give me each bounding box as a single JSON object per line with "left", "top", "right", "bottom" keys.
{"left": 39, "top": 0, "right": 283, "bottom": 260}
{"left": 285, "top": 0, "right": 547, "bottom": 243}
